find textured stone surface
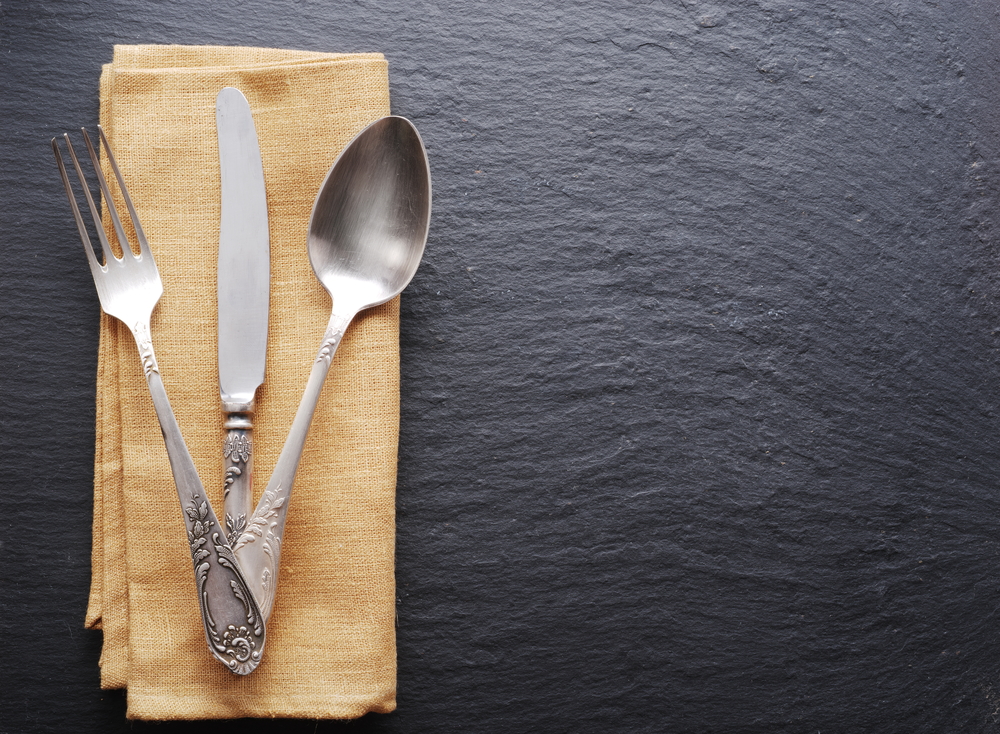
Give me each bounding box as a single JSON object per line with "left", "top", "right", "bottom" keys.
{"left": 5, "top": 0, "right": 1000, "bottom": 731}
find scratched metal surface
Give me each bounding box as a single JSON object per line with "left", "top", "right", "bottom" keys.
{"left": 5, "top": 1, "right": 1000, "bottom": 731}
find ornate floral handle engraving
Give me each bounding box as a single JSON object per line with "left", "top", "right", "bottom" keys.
{"left": 132, "top": 326, "right": 266, "bottom": 673}
{"left": 133, "top": 322, "right": 158, "bottom": 376}
{"left": 223, "top": 422, "right": 253, "bottom": 547}
{"left": 185, "top": 494, "right": 264, "bottom": 673}
{"left": 316, "top": 320, "right": 345, "bottom": 367}
{"left": 232, "top": 484, "right": 284, "bottom": 605}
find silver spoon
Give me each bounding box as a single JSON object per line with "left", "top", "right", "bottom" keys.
{"left": 232, "top": 116, "right": 431, "bottom": 619}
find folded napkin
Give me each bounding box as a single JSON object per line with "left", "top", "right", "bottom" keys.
{"left": 84, "top": 45, "right": 398, "bottom": 720}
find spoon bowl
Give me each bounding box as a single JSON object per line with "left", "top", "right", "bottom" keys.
{"left": 233, "top": 116, "right": 431, "bottom": 620}
{"left": 308, "top": 116, "right": 431, "bottom": 313}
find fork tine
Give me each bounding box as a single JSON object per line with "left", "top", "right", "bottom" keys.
{"left": 81, "top": 127, "right": 138, "bottom": 260}
{"left": 52, "top": 136, "right": 107, "bottom": 275}
{"left": 95, "top": 125, "right": 153, "bottom": 261}
{"left": 97, "top": 126, "right": 154, "bottom": 262}
{"left": 63, "top": 133, "right": 119, "bottom": 264}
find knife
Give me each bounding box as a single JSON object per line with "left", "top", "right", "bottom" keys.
{"left": 216, "top": 87, "right": 270, "bottom": 549}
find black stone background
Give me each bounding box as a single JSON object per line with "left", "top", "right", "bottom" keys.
{"left": 5, "top": 0, "right": 1000, "bottom": 732}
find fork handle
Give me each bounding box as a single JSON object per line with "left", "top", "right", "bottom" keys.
{"left": 132, "top": 326, "right": 266, "bottom": 674}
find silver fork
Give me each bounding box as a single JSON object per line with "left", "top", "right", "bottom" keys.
{"left": 53, "top": 127, "right": 266, "bottom": 675}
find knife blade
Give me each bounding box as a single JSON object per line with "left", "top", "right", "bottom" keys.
{"left": 216, "top": 87, "right": 270, "bottom": 550}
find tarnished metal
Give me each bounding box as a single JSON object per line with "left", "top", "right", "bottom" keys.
{"left": 233, "top": 116, "right": 431, "bottom": 620}
{"left": 216, "top": 87, "right": 270, "bottom": 548}
{"left": 53, "top": 127, "right": 266, "bottom": 674}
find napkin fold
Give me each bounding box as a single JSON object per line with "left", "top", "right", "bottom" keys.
{"left": 84, "top": 45, "right": 398, "bottom": 720}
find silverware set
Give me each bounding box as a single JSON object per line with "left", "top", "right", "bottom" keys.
{"left": 52, "top": 89, "right": 431, "bottom": 674}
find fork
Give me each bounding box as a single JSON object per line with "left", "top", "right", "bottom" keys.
{"left": 53, "top": 127, "right": 266, "bottom": 675}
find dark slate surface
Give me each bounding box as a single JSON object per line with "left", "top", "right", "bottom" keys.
{"left": 5, "top": 0, "right": 1000, "bottom": 731}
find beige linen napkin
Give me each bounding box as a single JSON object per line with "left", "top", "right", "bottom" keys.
{"left": 84, "top": 44, "right": 398, "bottom": 720}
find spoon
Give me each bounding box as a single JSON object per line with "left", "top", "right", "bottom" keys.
{"left": 233, "top": 116, "right": 431, "bottom": 620}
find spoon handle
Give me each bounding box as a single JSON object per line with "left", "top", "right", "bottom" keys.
{"left": 232, "top": 310, "right": 353, "bottom": 620}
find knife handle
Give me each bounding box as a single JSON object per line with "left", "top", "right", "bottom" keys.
{"left": 222, "top": 411, "right": 254, "bottom": 547}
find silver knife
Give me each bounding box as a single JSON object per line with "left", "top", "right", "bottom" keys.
{"left": 216, "top": 87, "right": 270, "bottom": 549}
